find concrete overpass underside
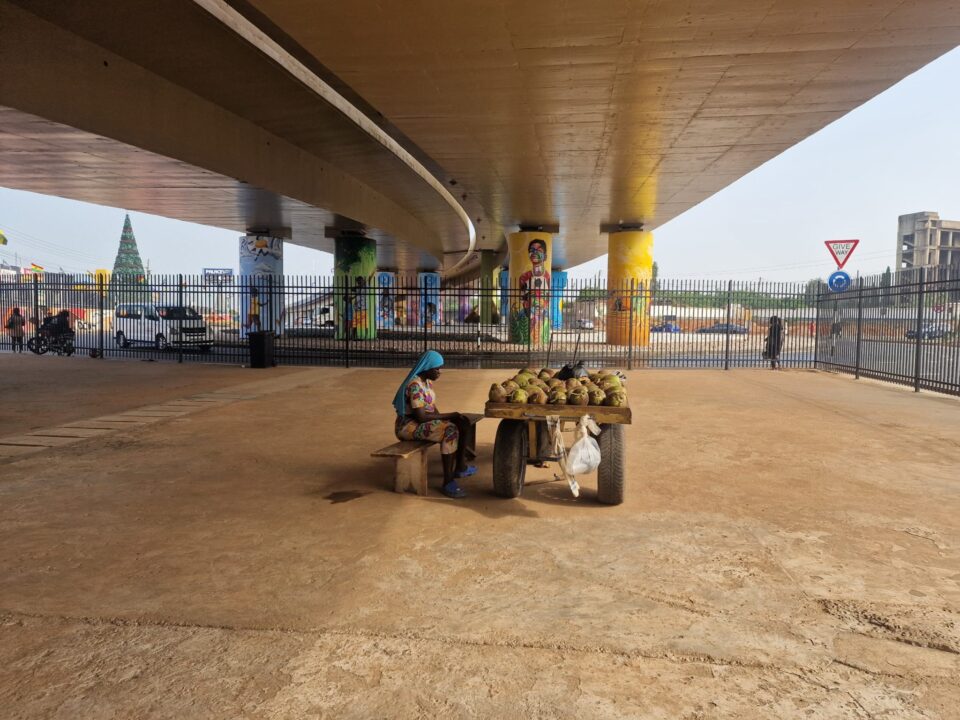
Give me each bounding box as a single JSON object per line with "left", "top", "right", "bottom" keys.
{"left": 2, "top": 0, "right": 960, "bottom": 272}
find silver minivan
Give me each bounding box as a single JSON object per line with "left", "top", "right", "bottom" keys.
{"left": 114, "top": 304, "right": 213, "bottom": 351}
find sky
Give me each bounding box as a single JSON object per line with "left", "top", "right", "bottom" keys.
{"left": 2, "top": 45, "right": 960, "bottom": 282}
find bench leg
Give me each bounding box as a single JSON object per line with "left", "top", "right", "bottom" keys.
{"left": 394, "top": 449, "right": 429, "bottom": 495}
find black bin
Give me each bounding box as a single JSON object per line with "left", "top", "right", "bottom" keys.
{"left": 248, "top": 331, "right": 275, "bottom": 368}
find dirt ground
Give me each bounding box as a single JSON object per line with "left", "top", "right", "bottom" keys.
{"left": 0, "top": 356, "right": 958, "bottom": 719}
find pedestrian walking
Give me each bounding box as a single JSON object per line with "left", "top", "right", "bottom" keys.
{"left": 5, "top": 307, "right": 26, "bottom": 353}
{"left": 763, "top": 315, "right": 785, "bottom": 370}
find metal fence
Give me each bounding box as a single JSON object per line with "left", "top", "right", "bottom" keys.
{"left": 2, "top": 270, "right": 958, "bottom": 396}
{"left": 815, "top": 266, "right": 960, "bottom": 395}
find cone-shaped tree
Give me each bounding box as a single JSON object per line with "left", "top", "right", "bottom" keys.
{"left": 108, "top": 214, "right": 148, "bottom": 304}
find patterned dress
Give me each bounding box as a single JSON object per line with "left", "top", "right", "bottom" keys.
{"left": 395, "top": 376, "right": 459, "bottom": 454}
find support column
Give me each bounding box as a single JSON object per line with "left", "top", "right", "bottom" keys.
{"left": 334, "top": 233, "right": 377, "bottom": 340}
{"left": 375, "top": 270, "right": 396, "bottom": 330}
{"left": 418, "top": 271, "right": 441, "bottom": 329}
{"left": 507, "top": 231, "right": 553, "bottom": 345}
{"left": 479, "top": 249, "right": 499, "bottom": 325}
{"left": 239, "top": 234, "right": 284, "bottom": 338}
{"left": 606, "top": 230, "right": 654, "bottom": 346}
{"left": 551, "top": 270, "right": 568, "bottom": 330}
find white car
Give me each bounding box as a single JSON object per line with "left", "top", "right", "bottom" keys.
{"left": 113, "top": 303, "right": 213, "bottom": 351}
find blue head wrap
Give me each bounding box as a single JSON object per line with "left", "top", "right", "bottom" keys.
{"left": 393, "top": 350, "right": 444, "bottom": 417}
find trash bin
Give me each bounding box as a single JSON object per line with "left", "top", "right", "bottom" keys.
{"left": 248, "top": 331, "right": 275, "bottom": 368}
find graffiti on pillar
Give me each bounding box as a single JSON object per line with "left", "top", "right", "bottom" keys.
{"left": 509, "top": 235, "right": 552, "bottom": 345}
{"left": 376, "top": 271, "right": 396, "bottom": 330}
{"left": 239, "top": 235, "right": 284, "bottom": 338}
{"left": 334, "top": 236, "right": 377, "bottom": 340}
{"left": 551, "top": 271, "right": 568, "bottom": 330}
{"left": 418, "top": 272, "right": 441, "bottom": 328}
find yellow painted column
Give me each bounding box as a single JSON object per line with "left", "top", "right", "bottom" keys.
{"left": 507, "top": 231, "right": 553, "bottom": 345}
{"left": 606, "top": 230, "right": 654, "bottom": 346}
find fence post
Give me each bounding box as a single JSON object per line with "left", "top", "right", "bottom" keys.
{"left": 32, "top": 274, "right": 40, "bottom": 335}
{"left": 723, "top": 279, "right": 733, "bottom": 370}
{"left": 177, "top": 274, "right": 184, "bottom": 364}
{"left": 97, "top": 275, "right": 105, "bottom": 358}
{"left": 913, "top": 267, "right": 925, "bottom": 392}
{"left": 344, "top": 276, "right": 351, "bottom": 369}
{"left": 813, "top": 282, "right": 821, "bottom": 368}
{"left": 627, "top": 279, "right": 636, "bottom": 371}
{"left": 854, "top": 277, "right": 864, "bottom": 379}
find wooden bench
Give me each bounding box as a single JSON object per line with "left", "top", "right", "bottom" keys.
{"left": 372, "top": 413, "right": 484, "bottom": 495}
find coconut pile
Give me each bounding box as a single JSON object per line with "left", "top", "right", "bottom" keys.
{"left": 488, "top": 368, "right": 627, "bottom": 407}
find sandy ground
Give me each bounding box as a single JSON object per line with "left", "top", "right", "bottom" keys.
{"left": 0, "top": 359, "right": 958, "bottom": 719}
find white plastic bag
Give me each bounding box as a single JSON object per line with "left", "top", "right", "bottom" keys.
{"left": 566, "top": 415, "right": 602, "bottom": 475}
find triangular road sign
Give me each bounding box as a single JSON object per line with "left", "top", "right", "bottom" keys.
{"left": 825, "top": 239, "right": 859, "bottom": 269}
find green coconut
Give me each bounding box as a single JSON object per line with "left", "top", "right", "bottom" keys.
{"left": 509, "top": 388, "right": 529, "bottom": 404}
{"left": 588, "top": 388, "right": 607, "bottom": 406}
{"left": 527, "top": 388, "right": 548, "bottom": 405}
{"left": 547, "top": 389, "right": 567, "bottom": 405}
{"left": 565, "top": 378, "right": 583, "bottom": 392}
{"left": 547, "top": 378, "right": 565, "bottom": 389}
{"left": 501, "top": 380, "right": 520, "bottom": 393}
{"left": 604, "top": 390, "right": 627, "bottom": 407}
{"left": 599, "top": 376, "right": 622, "bottom": 392}
{"left": 567, "top": 387, "right": 589, "bottom": 406}
{"left": 489, "top": 384, "right": 508, "bottom": 403}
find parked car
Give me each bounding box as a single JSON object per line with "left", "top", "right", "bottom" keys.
{"left": 905, "top": 323, "right": 951, "bottom": 340}
{"left": 651, "top": 321, "right": 681, "bottom": 333}
{"left": 696, "top": 322, "right": 749, "bottom": 334}
{"left": 113, "top": 303, "right": 213, "bottom": 351}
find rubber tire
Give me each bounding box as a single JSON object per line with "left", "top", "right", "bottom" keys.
{"left": 27, "top": 337, "right": 48, "bottom": 355}
{"left": 493, "top": 419, "right": 527, "bottom": 498}
{"left": 61, "top": 339, "right": 75, "bottom": 357}
{"left": 116, "top": 332, "right": 129, "bottom": 348}
{"left": 155, "top": 334, "right": 169, "bottom": 351}
{"left": 597, "top": 423, "right": 625, "bottom": 505}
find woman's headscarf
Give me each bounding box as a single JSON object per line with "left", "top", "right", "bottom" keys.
{"left": 393, "top": 350, "right": 444, "bottom": 417}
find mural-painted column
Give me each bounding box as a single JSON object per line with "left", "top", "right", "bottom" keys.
{"left": 606, "top": 230, "right": 654, "bottom": 346}
{"left": 507, "top": 231, "right": 553, "bottom": 345}
{"left": 239, "top": 235, "right": 283, "bottom": 338}
{"left": 334, "top": 234, "right": 377, "bottom": 340}
{"left": 375, "top": 271, "right": 396, "bottom": 330}
{"left": 551, "top": 270, "right": 568, "bottom": 330}
{"left": 418, "top": 271, "right": 441, "bottom": 329}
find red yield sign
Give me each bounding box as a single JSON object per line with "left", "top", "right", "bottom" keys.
{"left": 825, "top": 239, "right": 860, "bottom": 269}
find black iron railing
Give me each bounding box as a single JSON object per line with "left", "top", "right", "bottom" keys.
{"left": 2, "top": 270, "right": 958, "bottom": 397}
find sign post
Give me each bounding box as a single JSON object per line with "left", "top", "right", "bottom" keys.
{"left": 824, "top": 239, "right": 859, "bottom": 269}
{"left": 825, "top": 239, "right": 859, "bottom": 293}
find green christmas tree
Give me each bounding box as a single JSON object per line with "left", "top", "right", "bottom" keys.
{"left": 108, "top": 214, "right": 148, "bottom": 304}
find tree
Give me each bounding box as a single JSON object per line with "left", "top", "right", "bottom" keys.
{"left": 108, "top": 214, "right": 148, "bottom": 304}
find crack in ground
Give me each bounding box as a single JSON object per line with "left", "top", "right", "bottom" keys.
{"left": 0, "top": 608, "right": 809, "bottom": 678}
{"left": 817, "top": 599, "right": 960, "bottom": 656}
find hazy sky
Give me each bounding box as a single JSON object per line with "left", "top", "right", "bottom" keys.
{"left": 2, "top": 46, "right": 959, "bottom": 282}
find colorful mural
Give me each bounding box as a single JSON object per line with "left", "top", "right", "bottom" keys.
{"left": 334, "top": 236, "right": 377, "bottom": 340}
{"left": 507, "top": 231, "right": 552, "bottom": 345}
{"left": 239, "top": 235, "right": 284, "bottom": 337}
{"left": 376, "top": 271, "right": 396, "bottom": 330}
{"left": 418, "top": 272, "right": 441, "bottom": 329}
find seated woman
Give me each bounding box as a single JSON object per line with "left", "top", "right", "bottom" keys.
{"left": 393, "top": 350, "right": 476, "bottom": 498}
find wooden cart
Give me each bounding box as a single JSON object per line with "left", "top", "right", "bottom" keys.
{"left": 484, "top": 401, "right": 632, "bottom": 505}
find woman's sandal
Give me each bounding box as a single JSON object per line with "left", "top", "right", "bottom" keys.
{"left": 442, "top": 481, "right": 468, "bottom": 499}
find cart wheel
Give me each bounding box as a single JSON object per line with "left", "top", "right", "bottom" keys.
{"left": 493, "top": 419, "right": 527, "bottom": 498}
{"left": 597, "top": 423, "right": 625, "bottom": 505}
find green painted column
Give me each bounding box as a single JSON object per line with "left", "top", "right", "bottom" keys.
{"left": 334, "top": 234, "right": 377, "bottom": 340}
